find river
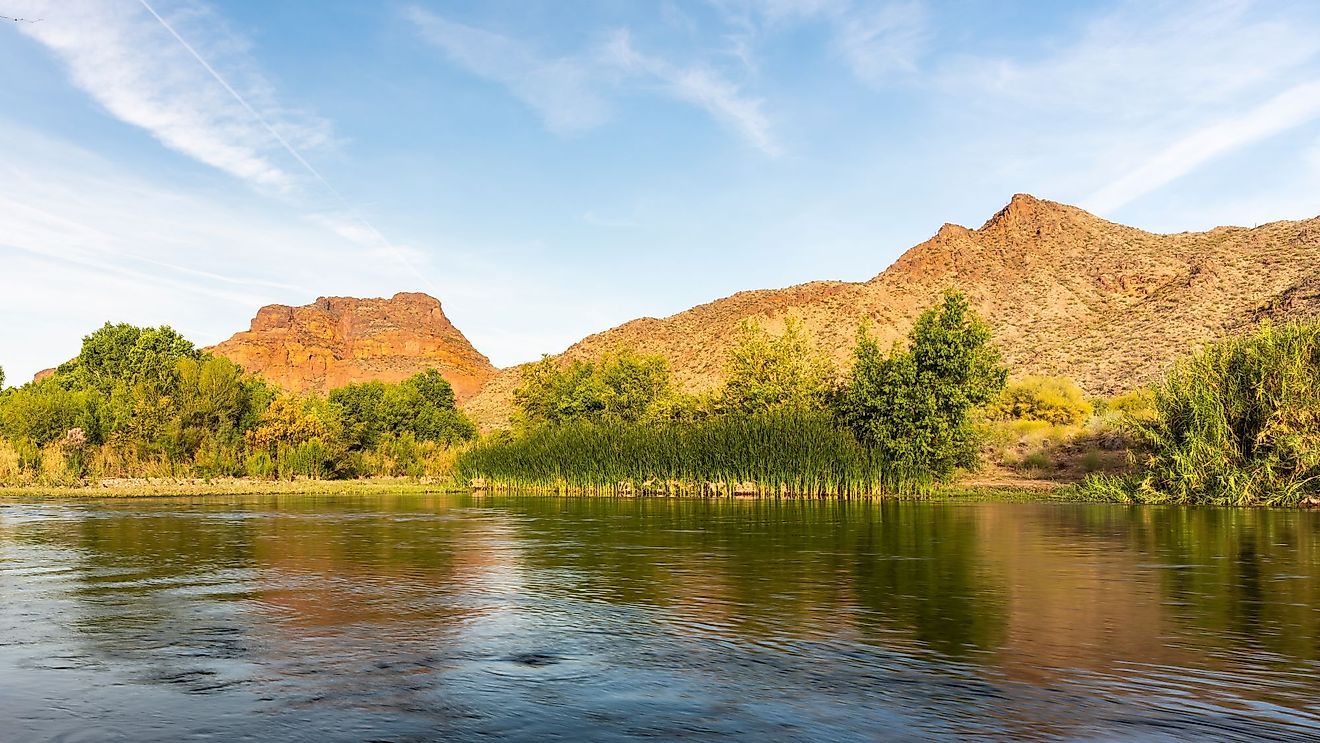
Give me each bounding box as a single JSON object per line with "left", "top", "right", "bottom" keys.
{"left": 2, "top": 494, "right": 1318, "bottom": 741}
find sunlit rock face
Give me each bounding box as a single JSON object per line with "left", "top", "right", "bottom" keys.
{"left": 210, "top": 292, "right": 494, "bottom": 401}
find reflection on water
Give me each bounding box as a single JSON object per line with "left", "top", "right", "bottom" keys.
{"left": 2, "top": 495, "right": 1319, "bottom": 741}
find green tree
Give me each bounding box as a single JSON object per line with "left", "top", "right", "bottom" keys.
{"left": 391, "top": 369, "right": 475, "bottom": 443}
{"left": 164, "top": 355, "right": 273, "bottom": 462}
{"left": 835, "top": 290, "right": 1006, "bottom": 484}
{"left": 330, "top": 369, "right": 475, "bottom": 449}
{"left": 0, "top": 380, "right": 101, "bottom": 447}
{"left": 56, "top": 322, "right": 198, "bottom": 395}
{"left": 246, "top": 395, "right": 330, "bottom": 453}
{"left": 717, "top": 317, "right": 834, "bottom": 415}
{"left": 328, "top": 381, "right": 389, "bottom": 450}
{"left": 512, "top": 349, "right": 672, "bottom": 427}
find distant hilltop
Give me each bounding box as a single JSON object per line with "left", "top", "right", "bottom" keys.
{"left": 208, "top": 292, "right": 494, "bottom": 401}
{"left": 461, "top": 194, "right": 1320, "bottom": 429}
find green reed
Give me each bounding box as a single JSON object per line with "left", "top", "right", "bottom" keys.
{"left": 1081, "top": 321, "right": 1320, "bottom": 506}
{"left": 456, "top": 410, "right": 929, "bottom": 497}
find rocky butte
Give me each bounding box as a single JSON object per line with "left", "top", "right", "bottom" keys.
{"left": 462, "top": 194, "right": 1320, "bottom": 429}
{"left": 209, "top": 292, "right": 494, "bottom": 401}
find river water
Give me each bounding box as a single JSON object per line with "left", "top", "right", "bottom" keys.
{"left": 1, "top": 495, "right": 1318, "bottom": 742}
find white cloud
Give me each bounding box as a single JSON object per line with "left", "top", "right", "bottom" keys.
{"left": 945, "top": 0, "right": 1320, "bottom": 117}
{"left": 404, "top": 7, "right": 611, "bottom": 133}
{"left": 604, "top": 30, "right": 779, "bottom": 156}
{"left": 709, "top": 0, "right": 929, "bottom": 86}
{"left": 928, "top": 0, "right": 1320, "bottom": 215}
{"left": 832, "top": 2, "right": 927, "bottom": 86}
{"left": 12, "top": 0, "right": 332, "bottom": 191}
{"left": 1084, "top": 79, "right": 1320, "bottom": 214}
{"left": 406, "top": 7, "right": 780, "bottom": 155}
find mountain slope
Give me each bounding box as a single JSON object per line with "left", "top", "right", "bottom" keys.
{"left": 210, "top": 292, "right": 494, "bottom": 400}
{"left": 463, "top": 194, "right": 1320, "bottom": 429}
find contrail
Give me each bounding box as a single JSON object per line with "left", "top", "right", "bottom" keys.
{"left": 136, "top": 0, "right": 437, "bottom": 293}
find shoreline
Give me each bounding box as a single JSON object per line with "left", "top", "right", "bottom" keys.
{"left": 0, "top": 475, "right": 1086, "bottom": 502}
{"left": 0, "top": 477, "right": 464, "bottom": 499}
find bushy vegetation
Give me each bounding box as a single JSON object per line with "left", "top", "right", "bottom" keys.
{"left": 980, "top": 376, "right": 1119, "bottom": 478}
{"left": 512, "top": 348, "right": 672, "bottom": 427}
{"left": 834, "top": 291, "right": 1007, "bottom": 483}
{"left": 1082, "top": 321, "right": 1320, "bottom": 506}
{"left": 462, "top": 290, "right": 1007, "bottom": 495}
{"left": 717, "top": 317, "right": 834, "bottom": 415}
{"left": 989, "top": 376, "right": 1093, "bottom": 426}
{"left": 0, "top": 323, "right": 474, "bottom": 485}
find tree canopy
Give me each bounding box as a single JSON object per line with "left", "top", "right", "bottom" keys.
{"left": 835, "top": 290, "right": 1006, "bottom": 483}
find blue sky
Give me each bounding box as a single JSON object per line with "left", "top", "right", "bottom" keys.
{"left": 3, "top": 0, "right": 1320, "bottom": 385}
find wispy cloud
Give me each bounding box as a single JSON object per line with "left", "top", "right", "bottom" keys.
{"left": 11, "top": 0, "right": 331, "bottom": 191}
{"left": 405, "top": 6, "right": 779, "bottom": 155}
{"left": 945, "top": 0, "right": 1320, "bottom": 116}
{"left": 1084, "top": 79, "right": 1320, "bottom": 213}
{"left": 13, "top": 0, "right": 437, "bottom": 293}
{"left": 404, "top": 6, "right": 610, "bottom": 133}
{"left": 710, "top": 0, "right": 929, "bottom": 86}
{"left": 603, "top": 30, "right": 779, "bottom": 156}
{"left": 933, "top": 0, "right": 1320, "bottom": 216}
{"left": 831, "top": 2, "right": 927, "bottom": 87}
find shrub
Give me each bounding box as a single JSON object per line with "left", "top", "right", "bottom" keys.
{"left": 1089, "top": 321, "right": 1320, "bottom": 505}
{"left": 991, "top": 376, "right": 1093, "bottom": 426}
{"left": 717, "top": 317, "right": 834, "bottom": 415}
{"left": 512, "top": 348, "right": 672, "bottom": 428}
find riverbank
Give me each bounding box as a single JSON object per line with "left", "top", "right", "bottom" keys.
{"left": 0, "top": 477, "right": 464, "bottom": 499}
{"left": 0, "top": 475, "right": 1084, "bottom": 502}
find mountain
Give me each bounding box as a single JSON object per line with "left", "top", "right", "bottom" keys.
{"left": 462, "top": 194, "right": 1320, "bottom": 429}
{"left": 210, "top": 292, "right": 494, "bottom": 400}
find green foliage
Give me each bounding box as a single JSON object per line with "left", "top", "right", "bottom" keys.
{"left": 56, "top": 322, "right": 198, "bottom": 395}
{"left": 395, "top": 369, "right": 475, "bottom": 443}
{"left": 246, "top": 395, "right": 330, "bottom": 454}
{"left": 1089, "top": 321, "right": 1320, "bottom": 506}
{"left": 717, "top": 317, "right": 833, "bottom": 415}
{"left": 0, "top": 381, "right": 101, "bottom": 447}
{"left": 990, "top": 376, "right": 1093, "bottom": 426}
{"left": 330, "top": 369, "right": 475, "bottom": 449}
{"left": 512, "top": 348, "right": 672, "bottom": 427}
{"left": 458, "top": 410, "right": 907, "bottom": 496}
{"left": 834, "top": 290, "right": 1007, "bottom": 483}
{"left": 0, "top": 321, "right": 474, "bottom": 482}
{"left": 1102, "top": 389, "right": 1158, "bottom": 422}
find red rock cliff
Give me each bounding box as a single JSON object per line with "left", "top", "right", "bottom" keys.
{"left": 209, "top": 292, "right": 494, "bottom": 400}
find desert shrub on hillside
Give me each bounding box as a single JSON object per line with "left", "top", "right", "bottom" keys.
{"left": 990, "top": 376, "right": 1093, "bottom": 426}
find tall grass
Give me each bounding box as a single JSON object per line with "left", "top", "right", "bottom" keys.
{"left": 1082, "top": 321, "right": 1320, "bottom": 506}
{"left": 457, "top": 410, "right": 928, "bottom": 497}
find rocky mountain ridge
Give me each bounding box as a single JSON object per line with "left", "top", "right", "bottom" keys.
{"left": 462, "top": 194, "right": 1320, "bottom": 429}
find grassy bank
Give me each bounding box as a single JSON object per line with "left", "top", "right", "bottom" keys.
{"left": 0, "top": 476, "right": 464, "bottom": 499}
{"left": 0, "top": 479, "right": 1080, "bottom": 502}
{"left": 457, "top": 411, "right": 923, "bottom": 498}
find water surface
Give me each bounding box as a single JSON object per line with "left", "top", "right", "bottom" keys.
{"left": 2, "top": 494, "right": 1318, "bottom": 741}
